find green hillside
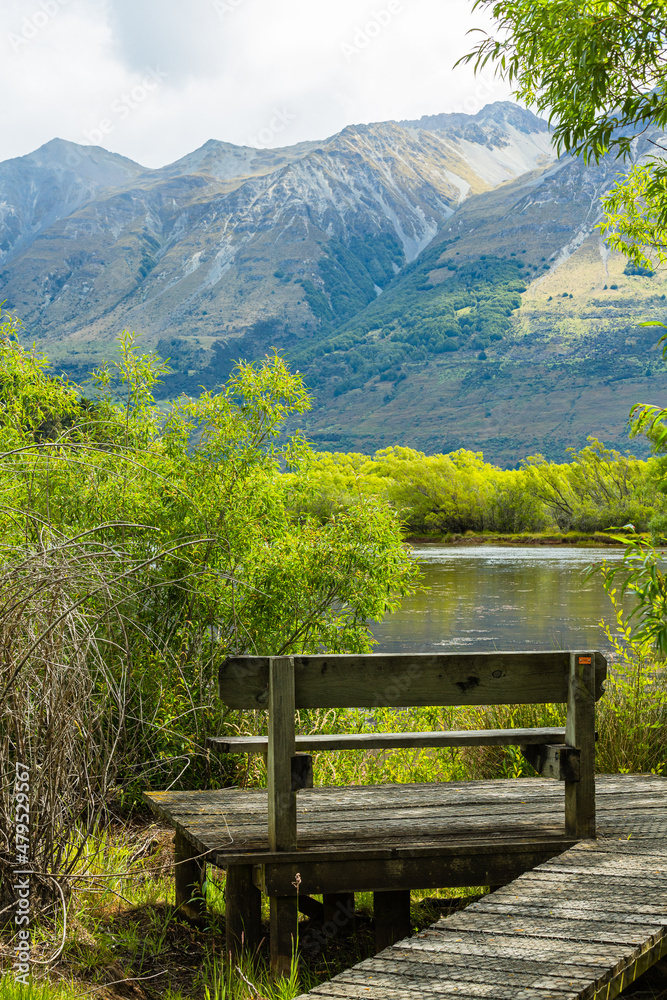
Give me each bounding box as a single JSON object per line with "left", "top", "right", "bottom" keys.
{"left": 282, "top": 156, "right": 667, "bottom": 465}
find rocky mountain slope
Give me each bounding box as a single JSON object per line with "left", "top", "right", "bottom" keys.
{"left": 287, "top": 132, "right": 667, "bottom": 464}
{"left": 0, "top": 103, "right": 552, "bottom": 379}
{"left": 1, "top": 102, "right": 665, "bottom": 463}
{"left": 0, "top": 139, "right": 144, "bottom": 265}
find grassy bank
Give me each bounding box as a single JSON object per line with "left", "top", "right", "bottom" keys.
{"left": 404, "top": 530, "right": 625, "bottom": 546}
{"left": 0, "top": 823, "right": 485, "bottom": 1000}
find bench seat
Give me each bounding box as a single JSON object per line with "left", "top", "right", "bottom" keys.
{"left": 207, "top": 726, "right": 568, "bottom": 754}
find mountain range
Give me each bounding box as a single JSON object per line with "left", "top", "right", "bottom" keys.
{"left": 1, "top": 101, "right": 665, "bottom": 464}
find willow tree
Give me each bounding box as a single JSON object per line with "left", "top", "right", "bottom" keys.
{"left": 460, "top": 0, "right": 667, "bottom": 270}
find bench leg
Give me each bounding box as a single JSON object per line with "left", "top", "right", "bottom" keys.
{"left": 174, "top": 829, "right": 205, "bottom": 923}
{"left": 225, "top": 865, "right": 262, "bottom": 957}
{"left": 565, "top": 652, "right": 596, "bottom": 839}
{"left": 374, "top": 889, "right": 411, "bottom": 953}
{"left": 323, "top": 892, "right": 355, "bottom": 936}
{"left": 270, "top": 895, "right": 298, "bottom": 978}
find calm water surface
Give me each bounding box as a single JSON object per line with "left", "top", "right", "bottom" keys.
{"left": 371, "top": 545, "right": 626, "bottom": 654}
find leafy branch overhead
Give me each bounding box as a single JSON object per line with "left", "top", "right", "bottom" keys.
{"left": 460, "top": 0, "right": 667, "bottom": 267}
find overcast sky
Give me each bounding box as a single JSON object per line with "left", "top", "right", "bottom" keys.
{"left": 1, "top": 0, "right": 514, "bottom": 168}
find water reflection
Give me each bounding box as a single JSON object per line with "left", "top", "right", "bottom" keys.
{"left": 372, "top": 545, "right": 626, "bottom": 654}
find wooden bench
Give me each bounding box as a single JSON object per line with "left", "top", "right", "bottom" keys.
{"left": 145, "top": 649, "right": 606, "bottom": 976}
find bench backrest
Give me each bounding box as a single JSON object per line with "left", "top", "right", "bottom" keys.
{"left": 220, "top": 651, "right": 607, "bottom": 709}
{"left": 219, "top": 650, "right": 607, "bottom": 848}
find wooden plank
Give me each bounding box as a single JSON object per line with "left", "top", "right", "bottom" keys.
{"left": 147, "top": 777, "right": 567, "bottom": 814}
{"left": 147, "top": 781, "right": 564, "bottom": 820}
{"left": 191, "top": 817, "right": 568, "bottom": 853}
{"left": 565, "top": 651, "right": 597, "bottom": 838}
{"left": 186, "top": 793, "right": 570, "bottom": 825}
{"left": 144, "top": 776, "right": 667, "bottom": 863}
{"left": 377, "top": 943, "right": 616, "bottom": 977}
{"left": 302, "top": 975, "right": 574, "bottom": 999}
{"left": 147, "top": 782, "right": 565, "bottom": 815}
{"left": 208, "top": 726, "right": 569, "bottom": 753}
{"left": 437, "top": 910, "right": 665, "bottom": 947}
{"left": 270, "top": 895, "right": 298, "bottom": 978}
{"left": 219, "top": 651, "right": 607, "bottom": 709}
{"left": 472, "top": 900, "right": 667, "bottom": 925}
{"left": 516, "top": 871, "right": 667, "bottom": 892}
{"left": 174, "top": 829, "right": 205, "bottom": 923}
{"left": 520, "top": 743, "right": 580, "bottom": 781}
{"left": 401, "top": 927, "right": 667, "bottom": 1000}
{"left": 493, "top": 881, "right": 667, "bottom": 907}
{"left": 342, "top": 967, "right": 583, "bottom": 997}
{"left": 374, "top": 890, "right": 412, "bottom": 953}
{"left": 205, "top": 823, "right": 571, "bottom": 860}
{"left": 166, "top": 799, "right": 571, "bottom": 829}
{"left": 538, "top": 852, "right": 667, "bottom": 874}
{"left": 211, "top": 806, "right": 567, "bottom": 836}
{"left": 374, "top": 942, "right": 613, "bottom": 983}
{"left": 267, "top": 656, "right": 296, "bottom": 852}
{"left": 225, "top": 864, "right": 262, "bottom": 955}
{"left": 222, "top": 809, "right": 565, "bottom": 840}
{"left": 153, "top": 772, "right": 650, "bottom": 822}
{"left": 398, "top": 930, "right": 630, "bottom": 965}
{"left": 568, "top": 839, "right": 667, "bottom": 855}
{"left": 323, "top": 892, "right": 355, "bottom": 934}
{"left": 592, "top": 934, "right": 667, "bottom": 999}
{"left": 396, "top": 917, "right": 667, "bottom": 1000}
{"left": 246, "top": 836, "right": 573, "bottom": 870}
{"left": 260, "top": 843, "right": 568, "bottom": 895}
{"left": 352, "top": 956, "right": 595, "bottom": 991}
{"left": 267, "top": 656, "right": 298, "bottom": 978}
{"left": 149, "top": 796, "right": 667, "bottom": 846}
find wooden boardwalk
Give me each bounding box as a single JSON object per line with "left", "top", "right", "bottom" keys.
{"left": 295, "top": 774, "right": 667, "bottom": 1000}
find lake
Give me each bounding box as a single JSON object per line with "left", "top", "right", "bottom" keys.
{"left": 371, "top": 545, "right": 627, "bottom": 654}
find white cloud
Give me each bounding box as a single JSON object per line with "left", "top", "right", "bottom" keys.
{"left": 0, "top": 0, "right": 514, "bottom": 168}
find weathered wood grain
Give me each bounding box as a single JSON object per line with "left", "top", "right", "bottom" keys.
{"left": 270, "top": 895, "right": 297, "bottom": 978}
{"left": 225, "top": 864, "right": 261, "bottom": 955}
{"left": 345, "top": 958, "right": 595, "bottom": 991}
{"left": 267, "top": 656, "right": 296, "bottom": 853}
{"left": 437, "top": 910, "right": 664, "bottom": 946}
{"left": 374, "top": 890, "right": 411, "bottom": 952}
{"left": 151, "top": 775, "right": 667, "bottom": 999}
{"left": 565, "top": 652, "right": 597, "bottom": 838}
{"left": 374, "top": 944, "right": 615, "bottom": 976}
{"left": 397, "top": 930, "right": 628, "bottom": 965}
{"left": 520, "top": 742, "right": 580, "bottom": 781}
{"left": 174, "top": 829, "right": 205, "bottom": 923}
{"left": 208, "top": 726, "right": 569, "bottom": 754}
{"left": 219, "top": 651, "right": 607, "bottom": 709}
{"left": 259, "top": 844, "right": 571, "bottom": 895}
{"left": 144, "top": 776, "right": 667, "bottom": 861}
{"left": 469, "top": 899, "right": 667, "bottom": 925}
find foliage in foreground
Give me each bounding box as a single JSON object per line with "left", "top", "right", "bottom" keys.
{"left": 0, "top": 315, "right": 417, "bottom": 916}
{"left": 462, "top": 0, "right": 667, "bottom": 272}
